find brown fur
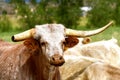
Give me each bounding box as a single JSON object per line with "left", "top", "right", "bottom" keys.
{"left": 64, "top": 36, "right": 79, "bottom": 48}
{"left": 0, "top": 38, "right": 55, "bottom": 80}
{"left": 82, "top": 37, "right": 91, "bottom": 44}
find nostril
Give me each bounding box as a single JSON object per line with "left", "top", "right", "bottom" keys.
{"left": 52, "top": 57, "right": 55, "bottom": 61}
{"left": 59, "top": 56, "right": 63, "bottom": 60}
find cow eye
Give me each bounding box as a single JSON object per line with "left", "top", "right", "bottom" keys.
{"left": 41, "top": 42, "right": 47, "bottom": 46}
{"left": 61, "top": 40, "right": 66, "bottom": 44}
{"left": 62, "top": 41, "right": 65, "bottom": 44}
{"left": 62, "top": 41, "right": 66, "bottom": 47}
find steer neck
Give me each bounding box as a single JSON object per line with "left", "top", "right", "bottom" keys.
{"left": 48, "top": 66, "right": 60, "bottom": 80}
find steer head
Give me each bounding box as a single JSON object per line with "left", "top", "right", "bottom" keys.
{"left": 11, "top": 21, "right": 113, "bottom": 67}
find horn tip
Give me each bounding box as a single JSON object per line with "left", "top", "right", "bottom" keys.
{"left": 11, "top": 36, "right": 16, "bottom": 42}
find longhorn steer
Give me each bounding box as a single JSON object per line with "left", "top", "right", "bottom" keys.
{"left": 79, "top": 61, "right": 120, "bottom": 80}
{"left": 60, "top": 56, "right": 120, "bottom": 80}
{"left": 0, "top": 22, "right": 113, "bottom": 80}
{"left": 60, "top": 37, "right": 120, "bottom": 80}
{"left": 64, "top": 37, "right": 120, "bottom": 66}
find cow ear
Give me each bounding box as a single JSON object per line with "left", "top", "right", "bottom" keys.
{"left": 64, "top": 36, "right": 79, "bottom": 49}
{"left": 82, "top": 37, "right": 91, "bottom": 44}
{"left": 24, "top": 38, "right": 39, "bottom": 51}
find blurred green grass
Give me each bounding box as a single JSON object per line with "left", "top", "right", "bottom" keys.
{"left": 91, "top": 26, "right": 120, "bottom": 45}
{"left": 0, "top": 26, "right": 120, "bottom": 45}
{"left": 0, "top": 31, "right": 20, "bottom": 42}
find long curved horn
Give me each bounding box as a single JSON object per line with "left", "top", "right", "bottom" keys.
{"left": 66, "top": 21, "right": 113, "bottom": 37}
{"left": 12, "top": 28, "right": 35, "bottom": 42}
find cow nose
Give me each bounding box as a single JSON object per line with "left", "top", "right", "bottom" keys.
{"left": 50, "top": 54, "right": 65, "bottom": 66}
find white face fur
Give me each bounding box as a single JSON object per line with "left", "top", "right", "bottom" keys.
{"left": 34, "top": 24, "right": 65, "bottom": 58}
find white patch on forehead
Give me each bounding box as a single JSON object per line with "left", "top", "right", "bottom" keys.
{"left": 34, "top": 24, "right": 65, "bottom": 40}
